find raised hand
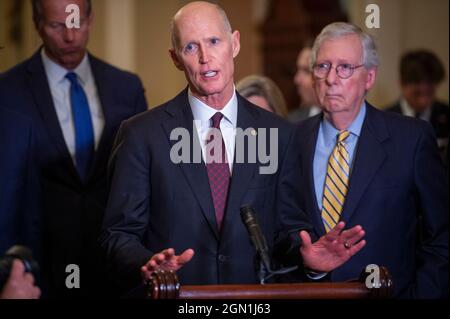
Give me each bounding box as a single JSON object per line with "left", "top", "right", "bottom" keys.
{"left": 300, "top": 222, "right": 366, "bottom": 272}
{"left": 141, "top": 248, "right": 195, "bottom": 281}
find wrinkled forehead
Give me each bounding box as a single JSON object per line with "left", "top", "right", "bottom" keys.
{"left": 174, "top": 8, "right": 228, "bottom": 41}
{"left": 317, "top": 35, "right": 363, "bottom": 63}
{"left": 40, "top": 0, "right": 89, "bottom": 20}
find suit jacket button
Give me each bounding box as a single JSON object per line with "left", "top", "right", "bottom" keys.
{"left": 218, "top": 255, "right": 227, "bottom": 263}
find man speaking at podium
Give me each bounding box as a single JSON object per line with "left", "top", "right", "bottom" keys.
{"left": 100, "top": 1, "right": 366, "bottom": 294}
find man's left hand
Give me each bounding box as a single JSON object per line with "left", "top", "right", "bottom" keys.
{"left": 300, "top": 222, "right": 366, "bottom": 273}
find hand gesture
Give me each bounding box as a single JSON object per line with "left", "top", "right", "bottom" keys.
{"left": 300, "top": 222, "right": 366, "bottom": 272}
{"left": 141, "top": 248, "right": 194, "bottom": 281}
{"left": 0, "top": 259, "right": 41, "bottom": 299}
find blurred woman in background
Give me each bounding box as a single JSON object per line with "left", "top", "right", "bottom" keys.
{"left": 237, "top": 75, "right": 288, "bottom": 118}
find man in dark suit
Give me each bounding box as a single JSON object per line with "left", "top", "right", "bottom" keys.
{"left": 0, "top": 107, "right": 40, "bottom": 258}
{"left": 100, "top": 1, "right": 367, "bottom": 296}
{"left": 296, "top": 22, "right": 448, "bottom": 298}
{"left": 0, "top": 107, "right": 41, "bottom": 299}
{"left": 386, "top": 50, "right": 449, "bottom": 163}
{"left": 0, "top": 0, "right": 147, "bottom": 298}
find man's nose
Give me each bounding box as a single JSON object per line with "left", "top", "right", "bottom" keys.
{"left": 63, "top": 27, "right": 76, "bottom": 42}
{"left": 199, "top": 46, "right": 210, "bottom": 64}
{"left": 325, "top": 67, "right": 338, "bottom": 85}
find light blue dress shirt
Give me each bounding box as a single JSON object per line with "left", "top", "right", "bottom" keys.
{"left": 313, "top": 103, "right": 367, "bottom": 211}
{"left": 41, "top": 49, "right": 104, "bottom": 164}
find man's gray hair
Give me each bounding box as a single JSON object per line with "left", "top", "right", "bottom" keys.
{"left": 310, "top": 22, "right": 379, "bottom": 69}
{"left": 170, "top": 3, "right": 232, "bottom": 51}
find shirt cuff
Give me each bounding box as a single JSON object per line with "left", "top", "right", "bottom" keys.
{"left": 305, "top": 268, "right": 328, "bottom": 280}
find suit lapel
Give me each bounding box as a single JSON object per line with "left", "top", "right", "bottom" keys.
{"left": 26, "top": 50, "right": 81, "bottom": 183}
{"left": 162, "top": 90, "right": 220, "bottom": 240}
{"left": 341, "top": 104, "right": 389, "bottom": 223}
{"left": 302, "top": 115, "right": 327, "bottom": 237}
{"left": 87, "top": 55, "right": 115, "bottom": 183}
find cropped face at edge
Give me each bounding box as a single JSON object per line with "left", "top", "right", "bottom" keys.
{"left": 294, "top": 48, "right": 317, "bottom": 107}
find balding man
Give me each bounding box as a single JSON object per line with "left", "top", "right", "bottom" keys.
{"left": 100, "top": 2, "right": 366, "bottom": 296}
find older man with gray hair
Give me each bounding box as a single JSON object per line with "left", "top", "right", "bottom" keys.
{"left": 294, "top": 22, "right": 448, "bottom": 298}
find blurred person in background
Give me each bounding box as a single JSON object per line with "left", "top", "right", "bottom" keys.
{"left": 386, "top": 50, "right": 449, "bottom": 163}
{"left": 237, "top": 74, "right": 288, "bottom": 117}
{"left": 288, "top": 41, "right": 321, "bottom": 123}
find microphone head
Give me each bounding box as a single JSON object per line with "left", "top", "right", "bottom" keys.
{"left": 240, "top": 205, "right": 272, "bottom": 274}
{"left": 240, "top": 205, "right": 255, "bottom": 222}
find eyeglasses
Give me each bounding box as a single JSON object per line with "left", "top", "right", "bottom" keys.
{"left": 313, "top": 62, "right": 364, "bottom": 79}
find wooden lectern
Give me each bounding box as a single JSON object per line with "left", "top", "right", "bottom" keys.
{"left": 147, "top": 266, "right": 393, "bottom": 299}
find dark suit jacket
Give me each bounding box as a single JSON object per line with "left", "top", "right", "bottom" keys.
{"left": 0, "top": 107, "right": 40, "bottom": 258}
{"left": 295, "top": 104, "right": 448, "bottom": 298}
{"left": 386, "top": 100, "right": 449, "bottom": 163}
{"left": 287, "top": 107, "right": 311, "bottom": 124}
{"left": 0, "top": 50, "right": 148, "bottom": 297}
{"left": 100, "top": 89, "right": 313, "bottom": 294}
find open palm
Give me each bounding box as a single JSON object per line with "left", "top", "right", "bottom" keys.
{"left": 300, "top": 222, "right": 366, "bottom": 272}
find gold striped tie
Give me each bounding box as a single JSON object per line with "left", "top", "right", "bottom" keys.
{"left": 321, "top": 130, "right": 350, "bottom": 232}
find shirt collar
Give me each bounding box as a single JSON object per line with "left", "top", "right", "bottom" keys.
{"left": 400, "top": 98, "right": 415, "bottom": 117}
{"left": 41, "top": 48, "right": 90, "bottom": 86}
{"left": 400, "top": 97, "right": 432, "bottom": 120}
{"left": 188, "top": 88, "right": 238, "bottom": 127}
{"left": 322, "top": 102, "right": 366, "bottom": 144}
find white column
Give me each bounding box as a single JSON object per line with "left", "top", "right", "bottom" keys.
{"left": 104, "top": 0, "right": 137, "bottom": 72}
{"left": 346, "top": 0, "right": 404, "bottom": 107}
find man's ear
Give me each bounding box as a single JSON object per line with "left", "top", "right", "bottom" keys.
{"left": 169, "top": 48, "right": 184, "bottom": 71}
{"left": 365, "top": 67, "right": 377, "bottom": 91}
{"left": 231, "top": 30, "right": 240, "bottom": 59}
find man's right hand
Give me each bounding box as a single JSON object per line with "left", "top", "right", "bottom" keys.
{"left": 0, "top": 259, "right": 41, "bottom": 299}
{"left": 141, "top": 248, "right": 195, "bottom": 281}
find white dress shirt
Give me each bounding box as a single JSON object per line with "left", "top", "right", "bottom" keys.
{"left": 41, "top": 49, "right": 104, "bottom": 163}
{"left": 189, "top": 89, "right": 238, "bottom": 174}
{"left": 400, "top": 98, "right": 431, "bottom": 121}
{"left": 308, "top": 105, "right": 322, "bottom": 117}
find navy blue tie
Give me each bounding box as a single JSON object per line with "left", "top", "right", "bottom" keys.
{"left": 66, "top": 72, "right": 94, "bottom": 182}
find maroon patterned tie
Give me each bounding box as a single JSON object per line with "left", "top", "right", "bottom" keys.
{"left": 205, "top": 112, "right": 230, "bottom": 230}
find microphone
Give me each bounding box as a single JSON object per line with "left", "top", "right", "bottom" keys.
{"left": 240, "top": 205, "right": 299, "bottom": 284}
{"left": 240, "top": 205, "right": 272, "bottom": 273}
